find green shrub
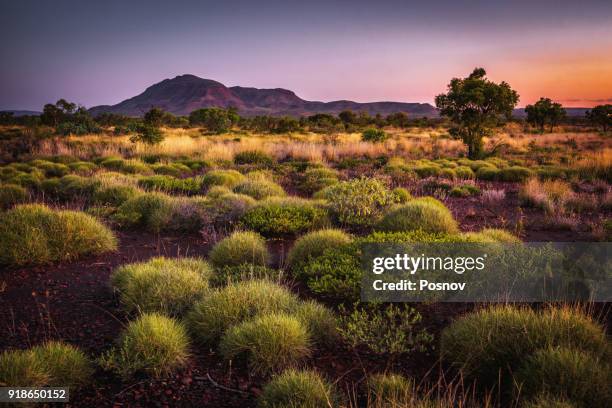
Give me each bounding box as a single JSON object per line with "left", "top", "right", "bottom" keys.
{"left": 293, "top": 300, "right": 337, "bottom": 346}
{"left": 287, "top": 229, "right": 352, "bottom": 268}
{"left": 202, "top": 169, "right": 245, "bottom": 189}
{"left": 515, "top": 348, "right": 611, "bottom": 408}
{"left": 440, "top": 306, "right": 608, "bottom": 390}
{"left": 367, "top": 373, "right": 414, "bottom": 407}
{"left": 42, "top": 175, "right": 100, "bottom": 201}
{"left": 0, "top": 204, "right": 117, "bottom": 266}
{"left": 338, "top": 304, "right": 431, "bottom": 355}
{"left": 111, "top": 257, "right": 212, "bottom": 316}
{"left": 300, "top": 167, "right": 339, "bottom": 195}
{"left": 152, "top": 163, "right": 192, "bottom": 177}
{"left": 233, "top": 179, "right": 285, "bottom": 200}
{"left": 208, "top": 231, "right": 270, "bottom": 268}
{"left": 376, "top": 198, "right": 458, "bottom": 234}
{"left": 234, "top": 150, "right": 274, "bottom": 166}
{"left": 113, "top": 192, "right": 174, "bottom": 230}
{"left": 413, "top": 164, "right": 442, "bottom": 178}
{"left": 455, "top": 166, "right": 475, "bottom": 179}
{"left": 138, "top": 175, "right": 203, "bottom": 194}
{"left": 200, "top": 192, "right": 255, "bottom": 227}
{"left": 440, "top": 168, "right": 456, "bottom": 180}
{"left": 31, "top": 160, "right": 70, "bottom": 177}
{"left": 93, "top": 184, "right": 140, "bottom": 207}
{"left": 187, "top": 280, "right": 299, "bottom": 344}
{"left": 241, "top": 197, "right": 327, "bottom": 237}
{"left": 476, "top": 166, "right": 500, "bottom": 181}
{"left": 212, "top": 264, "right": 282, "bottom": 286}
{"left": 258, "top": 369, "right": 339, "bottom": 408}
{"left": 391, "top": 187, "right": 411, "bottom": 203}
{"left": 9, "top": 171, "right": 44, "bottom": 189}
{"left": 0, "top": 183, "right": 27, "bottom": 209}
{"left": 449, "top": 184, "right": 480, "bottom": 197}
{"left": 68, "top": 161, "right": 97, "bottom": 174}
{"left": 362, "top": 128, "right": 389, "bottom": 143}
{"left": 219, "top": 313, "right": 311, "bottom": 375}
{"left": 100, "top": 313, "right": 190, "bottom": 379}
{"left": 499, "top": 166, "right": 533, "bottom": 182}
{"left": 206, "top": 185, "right": 232, "bottom": 198}
{"left": 0, "top": 342, "right": 92, "bottom": 387}
{"left": 318, "top": 178, "right": 395, "bottom": 227}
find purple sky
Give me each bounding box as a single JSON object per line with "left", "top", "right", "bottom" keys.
{"left": 1, "top": 0, "right": 611, "bottom": 111}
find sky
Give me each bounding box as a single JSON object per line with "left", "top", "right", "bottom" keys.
{"left": 1, "top": 0, "right": 611, "bottom": 111}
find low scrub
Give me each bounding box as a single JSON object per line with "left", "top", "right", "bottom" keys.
{"left": 0, "top": 183, "right": 27, "bottom": 209}
{"left": 201, "top": 169, "right": 245, "bottom": 189}
{"left": 208, "top": 231, "right": 270, "bottom": 268}
{"left": 233, "top": 178, "right": 285, "bottom": 200}
{"left": 234, "top": 150, "right": 275, "bottom": 166}
{"left": 258, "top": 369, "right": 340, "bottom": 408}
{"left": 367, "top": 373, "right": 414, "bottom": 408}
{"left": 287, "top": 228, "right": 352, "bottom": 269}
{"left": 515, "top": 347, "right": 611, "bottom": 408}
{"left": 100, "top": 313, "right": 190, "bottom": 379}
{"left": 138, "top": 175, "right": 203, "bottom": 194}
{"left": 212, "top": 264, "right": 282, "bottom": 286}
{"left": 187, "top": 280, "right": 300, "bottom": 344}
{"left": 0, "top": 204, "right": 117, "bottom": 266}
{"left": 241, "top": 197, "right": 327, "bottom": 237}
{"left": 219, "top": 313, "right": 311, "bottom": 375}
{"left": 299, "top": 166, "right": 339, "bottom": 195}
{"left": 111, "top": 257, "right": 212, "bottom": 316}
{"left": 0, "top": 341, "right": 92, "bottom": 387}
{"left": 376, "top": 198, "right": 459, "bottom": 234}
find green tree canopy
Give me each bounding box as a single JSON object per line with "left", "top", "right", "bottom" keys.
{"left": 435, "top": 68, "right": 519, "bottom": 159}
{"left": 189, "top": 107, "right": 238, "bottom": 133}
{"left": 525, "top": 97, "right": 566, "bottom": 133}
{"left": 586, "top": 104, "right": 611, "bottom": 133}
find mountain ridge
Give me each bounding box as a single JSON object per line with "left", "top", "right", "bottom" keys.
{"left": 89, "top": 74, "right": 438, "bottom": 118}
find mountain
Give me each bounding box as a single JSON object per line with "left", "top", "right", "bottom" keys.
{"left": 0, "top": 110, "right": 41, "bottom": 116}
{"left": 89, "top": 74, "right": 438, "bottom": 118}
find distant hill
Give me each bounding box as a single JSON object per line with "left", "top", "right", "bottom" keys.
{"left": 89, "top": 74, "right": 438, "bottom": 118}
{"left": 1, "top": 110, "right": 41, "bottom": 116}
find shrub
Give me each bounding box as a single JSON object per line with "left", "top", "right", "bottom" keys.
{"left": 93, "top": 184, "right": 140, "bottom": 207}
{"left": 0, "top": 183, "right": 27, "bottom": 209}
{"left": 0, "top": 342, "right": 91, "bottom": 387}
{"left": 68, "top": 161, "right": 97, "bottom": 174}
{"left": 187, "top": 280, "right": 299, "bottom": 344}
{"left": 219, "top": 313, "right": 311, "bottom": 375}
{"left": 100, "top": 313, "right": 190, "bottom": 379}
{"left": 241, "top": 197, "right": 327, "bottom": 237}
{"left": 499, "top": 166, "right": 533, "bottom": 182}
{"left": 455, "top": 166, "right": 475, "bottom": 179}
{"left": 392, "top": 187, "right": 411, "bottom": 203}
{"left": 138, "top": 175, "right": 203, "bottom": 194}
{"left": 440, "top": 306, "right": 608, "bottom": 390}
{"left": 287, "top": 228, "right": 352, "bottom": 268}
{"left": 202, "top": 169, "right": 245, "bottom": 189}
{"left": 440, "top": 168, "right": 456, "bottom": 180}
{"left": 113, "top": 192, "right": 174, "bottom": 230}
{"left": 42, "top": 175, "right": 100, "bottom": 201}
{"left": 111, "top": 257, "right": 212, "bottom": 316}
{"left": 368, "top": 373, "right": 414, "bottom": 407}
{"left": 31, "top": 160, "right": 70, "bottom": 177}
{"left": 449, "top": 184, "right": 480, "bottom": 197}
{"left": 233, "top": 179, "right": 285, "bottom": 200}
{"left": 208, "top": 231, "right": 270, "bottom": 268}
{"left": 319, "top": 178, "right": 395, "bottom": 227}
{"left": 258, "top": 369, "right": 339, "bottom": 408}
{"left": 212, "top": 264, "right": 282, "bottom": 286}
{"left": 376, "top": 198, "right": 458, "bottom": 234}
{"left": 515, "top": 348, "right": 611, "bottom": 408}
{"left": 476, "top": 166, "right": 500, "bottom": 181}
{"left": 338, "top": 304, "right": 431, "bottom": 355}
{"left": 300, "top": 167, "right": 339, "bottom": 195}
{"left": 200, "top": 192, "right": 255, "bottom": 227}
{"left": 293, "top": 300, "right": 338, "bottom": 346}
{"left": 362, "top": 128, "right": 389, "bottom": 143}
{"left": 0, "top": 204, "right": 117, "bottom": 266}
{"left": 234, "top": 150, "right": 274, "bottom": 166}
{"left": 152, "top": 163, "right": 192, "bottom": 177}
{"left": 413, "top": 164, "right": 442, "bottom": 178}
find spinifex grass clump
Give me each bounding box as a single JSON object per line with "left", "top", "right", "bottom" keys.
{"left": 258, "top": 369, "right": 340, "bottom": 408}
{"left": 0, "top": 204, "right": 117, "bottom": 266}
{"left": 441, "top": 305, "right": 608, "bottom": 392}
{"left": 201, "top": 169, "right": 245, "bottom": 188}
{"left": 241, "top": 197, "right": 328, "bottom": 237}
{"left": 287, "top": 228, "right": 352, "bottom": 269}
{"left": 111, "top": 257, "right": 212, "bottom": 316}
{"left": 0, "top": 342, "right": 92, "bottom": 387}
{"left": 515, "top": 347, "right": 611, "bottom": 408}
{"left": 219, "top": 313, "right": 311, "bottom": 375}
{"left": 138, "top": 175, "right": 203, "bottom": 194}
{"left": 234, "top": 150, "right": 275, "bottom": 166}
{"left": 367, "top": 373, "right": 414, "bottom": 408}
{"left": 187, "top": 280, "right": 300, "bottom": 344}
{"left": 100, "top": 313, "right": 190, "bottom": 379}
{"left": 233, "top": 178, "right": 286, "bottom": 200}
{"left": 376, "top": 197, "right": 459, "bottom": 234}
{"left": 0, "top": 183, "right": 27, "bottom": 209}
{"left": 208, "top": 230, "right": 270, "bottom": 268}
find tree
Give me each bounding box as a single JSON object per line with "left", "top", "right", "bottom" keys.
{"left": 586, "top": 104, "right": 611, "bottom": 133}
{"left": 189, "top": 108, "right": 234, "bottom": 133}
{"left": 386, "top": 112, "right": 410, "bottom": 128}
{"left": 143, "top": 107, "right": 165, "bottom": 127}
{"left": 525, "top": 98, "right": 566, "bottom": 133}
{"left": 130, "top": 124, "right": 164, "bottom": 145}
{"left": 339, "top": 110, "right": 357, "bottom": 125}
{"left": 435, "top": 68, "right": 519, "bottom": 159}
